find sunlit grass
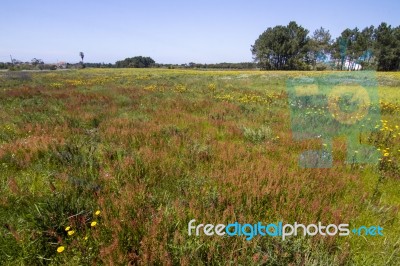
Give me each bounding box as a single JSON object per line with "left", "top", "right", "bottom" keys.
{"left": 0, "top": 69, "right": 399, "bottom": 265}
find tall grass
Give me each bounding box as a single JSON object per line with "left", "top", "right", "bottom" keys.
{"left": 0, "top": 69, "right": 399, "bottom": 265}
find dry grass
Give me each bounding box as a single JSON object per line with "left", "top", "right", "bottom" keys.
{"left": 0, "top": 69, "right": 399, "bottom": 265}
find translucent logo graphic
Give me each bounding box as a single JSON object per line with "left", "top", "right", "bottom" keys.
{"left": 287, "top": 71, "right": 381, "bottom": 168}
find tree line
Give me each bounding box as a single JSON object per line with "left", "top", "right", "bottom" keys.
{"left": 0, "top": 57, "right": 257, "bottom": 71}
{"left": 1, "top": 21, "right": 398, "bottom": 71}
{"left": 252, "top": 21, "right": 400, "bottom": 71}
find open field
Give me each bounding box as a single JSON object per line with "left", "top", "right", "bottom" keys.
{"left": 0, "top": 69, "right": 399, "bottom": 265}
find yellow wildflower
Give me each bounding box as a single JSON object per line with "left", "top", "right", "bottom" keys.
{"left": 65, "top": 226, "right": 71, "bottom": 231}
{"left": 68, "top": 230, "right": 75, "bottom": 236}
{"left": 57, "top": 246, "right": 65, "bottom": 253}
{"left": 91, "top": 221, "right": 97, "bottom": 227}
{"left": 95, "top": 210, "right": 101, "bottom": 216}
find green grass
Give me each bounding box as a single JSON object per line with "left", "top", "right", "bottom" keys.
{"left": 0, "top": 68, "right": 399, "bottom": 265}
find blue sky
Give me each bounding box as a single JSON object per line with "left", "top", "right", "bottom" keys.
{"left": 1, "top": 0, "right": 399, "bottom": 64}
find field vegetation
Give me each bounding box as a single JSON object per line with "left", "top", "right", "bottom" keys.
{"left": 0, "top": 69, "right": 399, "bottom": 265}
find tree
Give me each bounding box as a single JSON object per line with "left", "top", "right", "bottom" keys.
{"left": 331, "top": 28, "right": 364, "bottom": 70}
{"left": 357, "top": 26, "right": 376, "bottom": 69}
{"left": 115, "top": 56, "right": 155, "bottom": 68}
{"left": 307, "top": 27, "right": 332, "bottom": 70}
{"left": 375, "top": 23, "right": 400, "bottom": 71}
{"left": 31, "top": 58, "right": 44, "bottom": 66}
{"left": 251, "top": 21, "right": 309, "bottom": 70}
{"left": 11, "top": 58, "right": 21, "bottom": 65}
{"left": 79, "top": 52, "right": 84, "bottom": 63}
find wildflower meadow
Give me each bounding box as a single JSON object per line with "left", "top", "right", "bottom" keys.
{"left": 0, "top": 69, "right": 399, "bottom": 265}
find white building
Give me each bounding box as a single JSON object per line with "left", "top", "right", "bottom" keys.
{"left": 343, "top": 60, "right": 362, "bottom": 71}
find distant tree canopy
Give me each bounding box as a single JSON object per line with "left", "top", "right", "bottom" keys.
{"left": 307, "top": 27, "right": 332, "bottom": 70}
{"left": 116, "top": 56, "right": 155, "bottom": 68}
{"left": 251, "top": 21, "right": 310, "bottom": 70}
{"left": 330, "top": 26, "right": 376, "bottom": 70}
{"left": 180, "top": 62, "right": 257, "bottom": 69}
{"left": 31, "top": 58, "right": 44, "bottom": 66}
{"left": 253, "top": 21, "right": 400, "bottom": 71}
{"left": 1, "top": 22, "right": 399, "bottom": 71}
{"left": 375, "top": 23, "right": 400, "bottom": 71}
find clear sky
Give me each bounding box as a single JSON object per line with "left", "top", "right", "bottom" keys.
{"left": 1, "top": 0, "right": 399, "bottom": 64}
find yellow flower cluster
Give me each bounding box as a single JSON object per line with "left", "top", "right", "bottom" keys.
{"left": 378, "top": 147, "right": 393, "bottom": 162}
{"left": 215, "top": 94, "right": 235, "bottom": 101}
{"left": 50, "top": 82, "right": 63, "bottom": 88}
{"left": 237, "top": 94, "right": 265, "bottom": 104}
{"left": 174, "top": 84, "right": 187, "bottom": 93}
{"left": 144, "top": 84, "right": 158, "bottom": 91}
{"left": 208, "top": 83, "right": 216, "bottom": 92}
{"left": 214, "top": 92, "right": 279, "bottom": 105}
{"left": 66, "top": 80, "right": 87, "bottom": 86}
{"left": 56, "top": 210, "right": 101, "bottom": 254}
{"left": 377, "top": 120, "right": 400, "bottom": 136}
{"left": 136, "top": 74, "right": 151, "bottom": 80}
{"left": 380, "top": 100, "right": 400, "bottom": 114}
{"left": 375, "top": 120, "right": 400, "bottom": 162}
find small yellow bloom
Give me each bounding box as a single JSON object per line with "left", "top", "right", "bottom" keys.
{"left": 95, "top": 210, "right": 101, "bottom": 216}
{"left": 68, "top": 230, "right": 75, "bottom": 236}
{"left": 57, "top": 246, "right": 65, "bottom": 253}
{"left": 65, "top": 226, "right": 71, "bottom": 231}
{"left": 91, "top": 221, "right": 97, "bottom": 227}
{"left": 384, "top": 153, "right": 389, "bottom": 157}
{"left": 84, "top": 236, "right": 88, "bottom": 240}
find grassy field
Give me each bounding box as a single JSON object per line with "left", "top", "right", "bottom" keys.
{"left": 0, "top": 69, "right": 399, "bottom": 265}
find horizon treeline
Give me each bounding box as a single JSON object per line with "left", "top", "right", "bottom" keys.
{"left": 252, "top": 21, "right": 400, "bottom": 71}
{"left": 1, "top": 21, "right": 399, "bottom": 71}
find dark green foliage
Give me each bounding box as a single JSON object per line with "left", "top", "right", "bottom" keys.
{"left": 0, "top": 22, "right": 399, "bottom": 72}
{"left": 251, "top": 21, "right": 310, "bottom": 70}
{"left": 115, "top": 56, "right": 156, "bottom": 68}
{"left": 252, "top": 21, "right": 399, "bottom": 71}
{"left": 375, "top": 23, "right": 400, "bottom": 71}
{"left": 307, "top": 27, "right": 332, "bottom": 70}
